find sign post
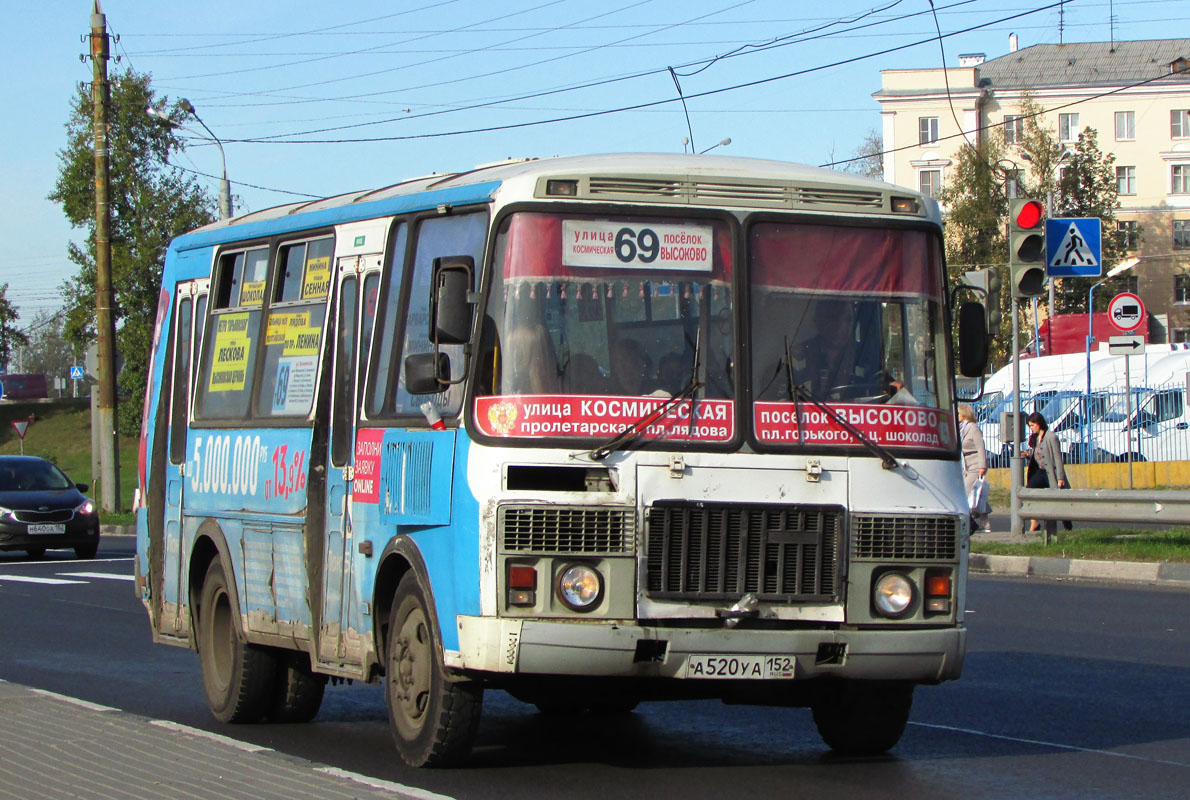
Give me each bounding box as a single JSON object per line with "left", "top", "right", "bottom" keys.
{"left": 1107, "top": 293, "right": 1146, "bottom": 488}
{"left": 11, "top": 416, "right": 33, "bottom": 456}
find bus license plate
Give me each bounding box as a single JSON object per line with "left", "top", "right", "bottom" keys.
{"left": 28, "top": 524, "right": 66, "bottom": 535}
{"left": 684, "top": 654, "right": 796, "bottom": 679}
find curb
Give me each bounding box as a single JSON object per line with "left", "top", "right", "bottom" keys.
{"left": 969, "top": 553, "right": 1190, "bottom": 587}
{"left": 100, "top": 523, "right": 134, "bottom": 537}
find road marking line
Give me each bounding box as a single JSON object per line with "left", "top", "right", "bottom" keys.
{"left": 910, "top": 721, "right": 1189, "bottom": 767}
{"left": 57, "top": 572, "right": 134, "bottom": 581}
{"left": 0, "top": 575, "right": 86, "bottom": 584}
{"left": 0, "top": 557, "right": 132, "bottom": 568}
{"left": 314, "top": 767, "right": 457, "bottom": 800}
{"left": 27, "top": 687, "right": 118, "bottom": 712}
{"left": 150, "top": 720, "right": 274, "bottom": 753}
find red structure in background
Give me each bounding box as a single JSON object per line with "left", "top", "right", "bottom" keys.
{"left": 1034, "top": 312, "right": 1150, "bottom": 357}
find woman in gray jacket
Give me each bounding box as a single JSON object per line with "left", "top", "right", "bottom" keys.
{"left": 1022, "top": 411, "right": 1068, "bottom": 534}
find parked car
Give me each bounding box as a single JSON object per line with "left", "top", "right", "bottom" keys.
{"left": 0, "top": 456, "right": 99, "bottom": 559}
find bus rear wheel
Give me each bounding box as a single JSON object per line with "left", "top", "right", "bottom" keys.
{"left": 811, "top": 680, "right": 914, "bottom": 756}
{"left": 385, "top": 572, "right": 482, "bottom": 767}
{"left": 198, "top": 558, "right": 277, "bottom": 723}
{"left": 269, "top": 654, "right": 327, "bottom": 723}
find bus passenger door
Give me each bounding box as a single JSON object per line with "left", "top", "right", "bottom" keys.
{"left": 164, "top": 279, "right": 207, "bottom": 636}
{"left": 317, "top": 258, "right": 380, "bottom": 667}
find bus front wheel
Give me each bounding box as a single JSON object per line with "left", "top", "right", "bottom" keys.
{"left": 385, "top": 572, "right": 482, "bottom": 767}
{"left": 811, "top": 680, "right": 914, "bottom": 756}
{"left": 198, "top": 558, "right": 277, "bottom": 723}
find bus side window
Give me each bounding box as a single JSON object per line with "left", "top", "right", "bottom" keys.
{"left": 255, "top": 237, "right": 333, "bottom": 419}
{"left": 195, "top": 248, "right": 267, "bottom": 420}
{"left": 169, "top": 297, "right": 192, "bottom": 464}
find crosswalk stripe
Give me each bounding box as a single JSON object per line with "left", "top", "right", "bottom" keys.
{"left": 57, "top": 572, "right": 134, "bottom": 581}
{"left": 0, "top": 575, "right": 87, "bottom": 585}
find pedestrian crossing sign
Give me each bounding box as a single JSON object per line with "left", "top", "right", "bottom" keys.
{"left": 1045, "top": 217, "right": 1102, "bottom": 278}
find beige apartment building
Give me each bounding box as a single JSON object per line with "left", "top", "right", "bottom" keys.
{"left": 874, "top": 37, "right": 1190, "bottom": 342}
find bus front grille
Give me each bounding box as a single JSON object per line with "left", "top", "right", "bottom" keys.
{"left": 499, "top": 505, "right": 634, "bottom": 554}
{"left": 644, "top": 502, "right": 842, "bottom": 602}
{"left": 851, "top": 515, "right": 959, "bottom": 560}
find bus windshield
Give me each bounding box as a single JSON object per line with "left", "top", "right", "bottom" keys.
{"left": 474, "top": 211, "right": 735, "bottom": 444}
{"left": 748, "top": 221, "right": 954, "bottom": 453}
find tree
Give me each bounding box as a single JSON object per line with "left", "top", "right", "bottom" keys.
{"left": 839, "top": 129, "right": 884, "bottom": 181}
{"left": 936, "top": 138, "right": 1014, "bottom": 367}
{"left": 49, "top": 68, "right": 217, "bottom": 433}
{"left": 1015, "top": 97, "right": 1125, "bottom": 314}
{"left": 0, "top": 285, "right": 29, "bottom": 373}
{"left": 19, "top": 311, "right": 77, "bottom": 395}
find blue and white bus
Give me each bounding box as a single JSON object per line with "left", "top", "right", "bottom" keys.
{"left": 136, "top": 153, "right": 986, "bottom": 766}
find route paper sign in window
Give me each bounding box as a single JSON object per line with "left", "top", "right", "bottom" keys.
{"left": 208, "top": 312, "right": 252, "bottom": 392}
{"left": 562, "top": 220, "right": 713, "bottom": 271}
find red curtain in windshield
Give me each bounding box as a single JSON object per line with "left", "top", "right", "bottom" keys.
{"left": 501, "top": 212, "right": 733, "bottom": 281}
{"left": 750, "top": 223, "right": 941, "bottom": 298}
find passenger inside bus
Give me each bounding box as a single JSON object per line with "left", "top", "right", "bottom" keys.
{"left": 611, "top": 338, "right": 653, "bottom": 396}
{"left": 505, "top": 322, "right": 560, "bottom": 395}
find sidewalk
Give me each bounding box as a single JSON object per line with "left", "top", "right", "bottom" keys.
{"left": 0, "top": 680, "right": 450, "bottom": 800}
{"left": 969, "top": 528, "right": 1190, "bottom": 587}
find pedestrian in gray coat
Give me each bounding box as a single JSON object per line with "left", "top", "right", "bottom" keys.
{"left": 1022, "top": 411, "right": 1069, "bottom": 535}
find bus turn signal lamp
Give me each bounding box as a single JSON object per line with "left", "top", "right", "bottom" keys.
{"left": 1010, "top": 199, "right": 1047, "bottom": 297}
{"left": 508, "top": 565, "right": 537, "bottom": 606}
{"left": 925, "top": 573, "right": 951, "bottom": 613}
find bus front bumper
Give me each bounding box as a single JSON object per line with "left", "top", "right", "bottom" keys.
{"left": 451, "top": 617, "right": 965, "bottom": 684}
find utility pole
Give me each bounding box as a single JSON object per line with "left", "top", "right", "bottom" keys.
{"left": 90, "top": 1, "right": 120, "bottom": 513}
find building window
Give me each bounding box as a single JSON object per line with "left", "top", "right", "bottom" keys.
{"left": 1177, "top": 275, "right": 1190, "bottom": 304}
{"left": 1117, "top": 220, "right": 1139, "bottom": 250}
{"left": 1174, "top": 165, "right": 1190, "bottom": 195}
{"left": 1003, "top": 115, "right": 1024, "bottom": 144}
{"left": 1173, "top": 109, "right": 1190, "bottom": 138}
{"left": 918, "top": 169, "right": 941, "bottom": 198}
{"left": 1176, "top": 220, "right": 1190, "bottom": 249}
{"left": 1059, "top": 113, "right": 1080, "bottom": 142}
{"left": 1174, "top": 328, "right": 1190, "bottom": 344}
{"left": 1115, "top": 111, "right": 1135, "bottom": 140}
{"left": 919, "top": 117, "right": 939, "bottom": 145}
{"left": 1116, "top": 166, "right": 1136, "bottom": 195}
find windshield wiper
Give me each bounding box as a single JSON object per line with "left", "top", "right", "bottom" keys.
{"left": 583, "top": 330, "right": 704, "bottom": 462}
{"left": 781, "top": 341, "right": 899, "bottom": 470}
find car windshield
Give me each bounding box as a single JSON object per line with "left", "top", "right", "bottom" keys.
{"left": 0, "top": 461, "right": 72, "bottom": 492}
{"left": 474, "top": 211, "right": 735, "bottom": 445}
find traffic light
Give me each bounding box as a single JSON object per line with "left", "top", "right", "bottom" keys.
{"left": 1009, "top": 199, "right": 1047, "bottom": 297}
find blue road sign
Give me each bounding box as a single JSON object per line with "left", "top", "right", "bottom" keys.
{"left": 70, "top": 366, "right": 85, "bottom": 380}
{"left": 1046, "top": 217, "right": 1102, "bottom": 278}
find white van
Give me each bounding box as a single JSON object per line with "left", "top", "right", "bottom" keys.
{"left": 1086, "top": 352, "right": 1190, "bottom": 462}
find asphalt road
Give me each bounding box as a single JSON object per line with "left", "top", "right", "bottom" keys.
{"left": 1, "top": 537, "right": 1187, "bottom": 799}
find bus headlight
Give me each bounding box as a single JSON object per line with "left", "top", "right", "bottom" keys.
{"left": 556, "top": 564, "right": 603, "bottom": 612}
{"left": 873, "top": 572, "right": 914, "bottom": 618}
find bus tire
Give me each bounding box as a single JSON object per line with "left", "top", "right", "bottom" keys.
{"left": 385, "top": 572, "right": 482, "bottom": 767}
{"left": 269, "top": 654, "right": 327, "bottom": 723}
{"left": 811, "top": 680, "right": 914, "bottom": 756}
{"left": 198, "top": 558, "right": 277, "bottom": 723}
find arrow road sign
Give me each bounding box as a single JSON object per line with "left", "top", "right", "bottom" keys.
{"left": 1046, "top": 217, "right": 1102, "bottom": 278}
{"left": 1108, "top": 335, "right": 1144, "bottom": 355}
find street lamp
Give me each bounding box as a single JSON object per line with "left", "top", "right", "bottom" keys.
{"left": 699, "top": 137, "right": 731, "bottom": 154}
{"left": 147, "top": 100, "right": 232, "bottom": 219}
{"left": 1082, "top": 257, "right": 1140, "bottom": 460}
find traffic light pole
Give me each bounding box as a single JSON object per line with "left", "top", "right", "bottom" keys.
{"left": 1010, "top": 299, "right": 1023, "bottom": 538}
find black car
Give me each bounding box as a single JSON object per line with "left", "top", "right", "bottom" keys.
{"left": 0, "top": 456, "right": 100, "bottom": 559}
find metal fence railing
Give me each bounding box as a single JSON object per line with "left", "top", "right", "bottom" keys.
{"left": 967, "top": 378, "right": 1190, "bottom": 466}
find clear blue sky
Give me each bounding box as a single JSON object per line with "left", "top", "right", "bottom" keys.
{"left": 4, "top": 0, "right": 1186, "bottom": 325}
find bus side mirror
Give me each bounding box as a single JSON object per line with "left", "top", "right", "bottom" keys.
{"left": 405, "top": 352, "right": 450, "bottom": 394}
{"left": 957, "top": 301, "right": 989, "bottom": 378}
{"left": 431, "top": 257, "right": 474, "bottom": 346}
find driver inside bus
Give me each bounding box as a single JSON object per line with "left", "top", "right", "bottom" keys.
{"left": 793, "top": 299, "right": 869, "bottom": 399}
